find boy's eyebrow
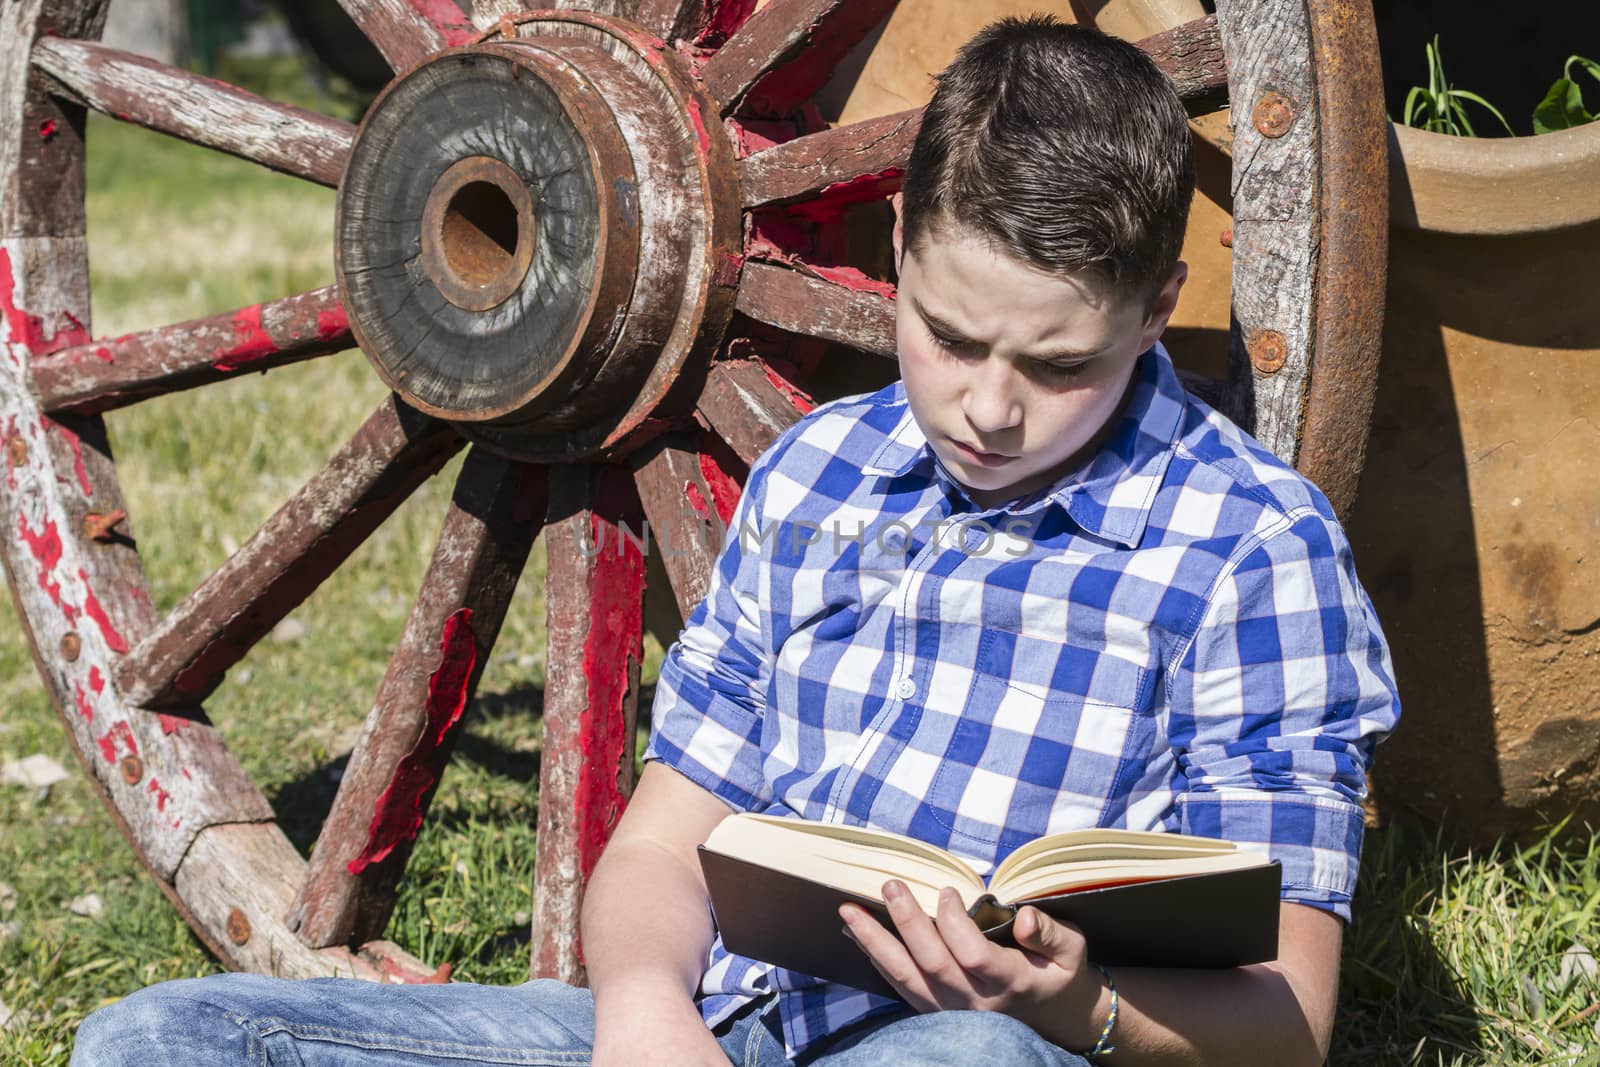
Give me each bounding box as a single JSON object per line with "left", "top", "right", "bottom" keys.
{"left": 912, "top": 297, "right": 1105, "bottom": 362}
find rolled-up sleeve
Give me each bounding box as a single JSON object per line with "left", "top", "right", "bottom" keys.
{"left": 1164, "top": 509, "right": 1400, "bottom": 920}
{"left": 643, "top": 454, "right": 775, "bottom": 812}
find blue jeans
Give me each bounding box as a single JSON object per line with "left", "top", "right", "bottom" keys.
{"left": 71, "top": 974, "right": 1089, "bottom": 1065}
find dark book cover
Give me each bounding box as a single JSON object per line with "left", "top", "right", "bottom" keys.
{"left": 699, "top": 847, "right": 1282, "bottom": 998}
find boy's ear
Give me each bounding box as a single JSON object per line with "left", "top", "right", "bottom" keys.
{"left": 1138, "top": 261, "right": 1188, "bottom": 351}
{"left": 891, "top": 193, "right": 904, "bottom": 272}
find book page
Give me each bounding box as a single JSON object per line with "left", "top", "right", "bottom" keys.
{"left": 703, "top": 814, "right": 986, "bottom": 910}
{"left": 991, "top": 828, "right": 1238, "bottom": 889}
{"left": 993, "top": 849, "right": 1268, "bottom": 904}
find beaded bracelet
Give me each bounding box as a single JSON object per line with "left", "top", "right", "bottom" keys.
{"left": 1087, "top": 963, "right": 1118, "bottom": 1061}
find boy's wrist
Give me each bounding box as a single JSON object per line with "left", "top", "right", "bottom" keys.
{"left": 1032, "top": 961, "right": 1115, "bottom": 1056}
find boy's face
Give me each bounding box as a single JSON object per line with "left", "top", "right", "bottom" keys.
{"left": 893, "top": 216, "right": 1184, "bottom": 510}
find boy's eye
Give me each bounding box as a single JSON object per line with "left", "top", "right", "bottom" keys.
{"left": 1035, "top": 360, "right": 1089, "bottom": 379}
{"left": 928, "top": 330, "right": 971, "bottom": 352}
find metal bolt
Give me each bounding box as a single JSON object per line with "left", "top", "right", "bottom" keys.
{"left": 120, "top": 754, "right": 143, "bottom": 785}
{"left": 1219, "top": 228, "right": 1234, "bottom": 248}
{"left": 1252, "top": 91, "right": 1296, "bottom": 138}
{"left": 1248, "top": 329, "right": 1289, "bottom": 374}
{"left": 84, "top": 509, "right": 126, "bottom": 542}
{"left": 60, "top": 631, "right": 81, "bottom": 661}
{"left": 226, "top": 907, "right": 252, "bottom": 945}
{"left": 5, "top": 436, "right": 25, "bottom": 466}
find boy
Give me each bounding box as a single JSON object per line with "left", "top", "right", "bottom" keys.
{"left": 73, "top": 16, "right": 1397, "bottom": 1066}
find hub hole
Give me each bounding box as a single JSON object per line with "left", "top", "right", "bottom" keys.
{"left": 442, "top": 181, "right": 521, "bottom": 286}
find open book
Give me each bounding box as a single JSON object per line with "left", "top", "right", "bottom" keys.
{"left": 699, "top": 813, "right": 1281, "bottom": 996}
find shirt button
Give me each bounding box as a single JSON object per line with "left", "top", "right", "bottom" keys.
{"left": 897, "top": 678, "right": 917, "bottom": 699}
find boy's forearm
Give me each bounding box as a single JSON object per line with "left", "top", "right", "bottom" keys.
{"left": 1071, "top": 962, "right": 1329, "bottom": 1067}
{"left": 580, "top": 832, "right": 717, "bottom": 1007}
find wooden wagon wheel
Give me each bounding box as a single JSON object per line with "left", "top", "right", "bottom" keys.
{"left": 0, "top": 0, "right": 1386, "bottom": 982}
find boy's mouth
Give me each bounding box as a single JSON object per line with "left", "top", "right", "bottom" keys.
{"left": 950, "top": 439, "right": 1016, "bottom": 468}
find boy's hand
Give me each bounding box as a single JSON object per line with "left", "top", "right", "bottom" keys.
{"left": 840, "top": 880, "right": 1107, "bottom": 1052}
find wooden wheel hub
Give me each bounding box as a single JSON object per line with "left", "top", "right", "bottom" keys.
{"left": 421, "top": 156, "right": 538, "bottom": 313}
{"left": 336, "top": 25, "right": 741, "bottom": 461}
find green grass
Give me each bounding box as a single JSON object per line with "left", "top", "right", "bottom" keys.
{"left": 1, "top": 108, "right": 1598, "bottom": 1067}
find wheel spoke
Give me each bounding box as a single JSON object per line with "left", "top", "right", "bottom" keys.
{"left": 635, "top": 0, "right": 759, "bottom": 47}
{"left": 332, "top": 0, "right": 475, "bottom": 74}
{"left": 700, "top": 0, "right": 900, "bottom": 116}
{"left": 1134, "top": 13, "right": 1229, "bottom": 116}
{"left": 30, "top": 38, "right": 355, "bottom": 187}
{"left": 114, "top": 398, "right": 463, "bottom": 709}
{"left": 533, "top": 464, "right": 645, "bottom": 984}
{"left": 631, "top": 434, "right": 735, "bottom": 622}
{"left": 287, "top": 450, "right": 545, "bottom": 949}
{"left": 735, "top": 260, "right": 896, "bottom": 359}
{"left": 697, "top": 358, "right": 807, "bottom": 467}
{"left": 32, "top": 286, "right": 351, "bottom": 415}
{"left": 740, "top": 108, "right": 920, "bottom": 210}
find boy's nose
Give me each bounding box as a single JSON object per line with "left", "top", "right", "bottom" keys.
{"left": 961, "top": 360, "right": 1024, "bottom": 435}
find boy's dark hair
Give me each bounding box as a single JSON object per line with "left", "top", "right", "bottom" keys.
{"left": 901, "top": 16, "right": 1194, "bottom": 306}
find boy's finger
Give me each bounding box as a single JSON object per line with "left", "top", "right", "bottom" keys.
{"left": 880, "top": 881, "right": 961, "bottom": 985}
{"left": 1013, "top": 907, "right": 1089, "bottom": 969}
{"left": 934, "top": 888, "right": 1012, "bottom": 989}
{"left": 840, "top": 903, "right": 936, "bottom": 1010}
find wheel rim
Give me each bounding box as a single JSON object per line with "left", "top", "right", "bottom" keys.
{"left": 0, "top": 0, "right": 1385, "bottom": 983}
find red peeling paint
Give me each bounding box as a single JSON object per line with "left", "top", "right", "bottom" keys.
{"left": 92, "top": 346, "right": 114, "bottom": 363}
{"left": 694, "top": 0, "right": 757, "bottom": 46}
{"left": 181, "top": 767, "right": 192, "bottom": 780}
{"left": 315, "top": 306, "right": 349, "bottom": 341}
{"left": 95, "top": 720, "right": 137, "bottom": 763}
{"left": 17, "top": 514, "right": 67, "bottom": 613}
{"left": 347, "top": 609, "right": 477, "bottom": 875}
{"left": 0, "top": 248, "right": 91, "bottom": 354}
{"left": 89, "top": 666, "right": 104, "bottom": 693}
{"left": 684, "top": 480, "right": 710, "bottom": 518}
{"left": 806, "top": 263, "right": 898, "bottom": 299}
{"left": 728, "top": 117, "right": 795, "bottom": 157}
{"left": 697, "top": 448, "right": 743, "bottom": 526}
{"left": 408, "top": 0, "right": 475, "bottom": 43}
{"left": 572, "top": 470, "right": 647, "bottom": 879}
{"left": 148, "top": 777, "right": 170, "bottom": 812}
{"left": 79, "top": 570, "right": 129, "bottom": 653}
{"left": 38, "top": 118, "right": 58, "bottom": 140}
{"left": 761, "top": 361, "right": 814, "bottom": 414}
{"left": 213, "top": 304, "right": 277, "bottom": 372}
{"left": 45, "top": 418, "right": 93, "bottom": 497}
{"left": 157, "top": 714, "right": 188, "bottom": 736}
{"left": 684, "top": 95, "right": 712, "bottom": 154}
{"left": 73, "top": 682, "right": 94, "bottom": 722}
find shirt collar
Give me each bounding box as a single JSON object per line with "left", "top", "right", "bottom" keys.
{"left": 861, "top": 342, "right": 1187, "bottom": 548}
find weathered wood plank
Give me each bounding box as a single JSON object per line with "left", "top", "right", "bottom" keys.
{"left": 175, "top": 822, "right": 440, "bottom": 979}
{"left": 1136, "top": 13, "right": 1229, "bottom": 115}
{"left": 288, "top": 451, "right": 544, "bottom": 949}
{"left": 701, "top": 0, "right": 899, "bottom": 116}
{"left": 30, "top": 37, "right": 355, "bottom": 187}
{"left": 1214, "top": 0, "right": 1319, "bottom": 463}
{"left": 735, "top": 260, "right": 896, "bottom": 359}
{"left": 2, "top": 239, "right": 278, "bottom": 881}
{"left": 740, "top": 108, "right": 921, "bottom": 210}
{"left": 332, "top": 0, "right": 475, "bottom": 74}
{"left": 533, "top": 464, "right": 645, "bottom": 985}
{"left": 113, "top": 398, "right": 463, "bottom": 709}
{"left": 631, "top": 436, "right": 726, "bottom": 622}
{"left": 31, "top": 286, "right": 351, "bottom": 415}
{"left": 697, "top": 357, "right": 807, "bottom": 466}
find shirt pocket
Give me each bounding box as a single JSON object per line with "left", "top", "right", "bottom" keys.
{"left": 926, "top": 672, "right": 1153, "bottom": 853}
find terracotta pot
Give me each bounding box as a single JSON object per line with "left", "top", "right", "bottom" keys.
{"left": 1352, "top": 122, "right": 1600, "bottom": 840}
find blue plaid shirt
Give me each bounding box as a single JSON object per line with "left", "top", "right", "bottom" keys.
{"left": 644, "top": 342, "right": 1399, "bottom": 1055}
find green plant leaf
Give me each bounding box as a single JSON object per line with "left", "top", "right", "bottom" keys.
{"left": 1566, "top": 54, "right": 1600, "bottom": 85}
{"left": 1450, "top": 89, "right": 1515, "bottom": 136}
{"left": 1533, "top": 78, "right": 1592, "bottom": 134}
